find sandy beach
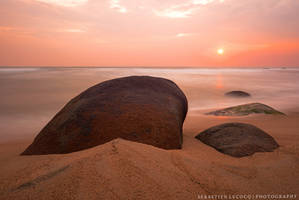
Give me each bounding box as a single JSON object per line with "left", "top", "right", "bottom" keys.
{"left": 2, "top": 0, "right": 299, "bottom": 198}
{"left": 0, "top": 68, "right": 298, "bottom": 199}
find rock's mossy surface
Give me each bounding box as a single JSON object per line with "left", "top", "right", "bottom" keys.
{"left": 206, "top": 103, "right": 284, "bottom": 116}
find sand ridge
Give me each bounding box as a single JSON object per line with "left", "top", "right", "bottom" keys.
{"left": 0, "top": 113, "right": 299, "bottom": 199}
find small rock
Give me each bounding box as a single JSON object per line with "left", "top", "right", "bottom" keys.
{"left": 195, "top": 123, "right": 279, "bottom": 157}
{"left": 206, "top": 103, "right": 284, "bottom": 116}
{"left": 225, "top": 91, "right": 251, "bottom": 98}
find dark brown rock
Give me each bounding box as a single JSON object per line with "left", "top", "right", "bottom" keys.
{"left": 22, "top": 76, "right": 188, "bottom": 155}
{"left": 195, "top": 123, "right": 279, "bottom": 157}
{"left": 225, "top": 91, "right": 251, "bottom": 98}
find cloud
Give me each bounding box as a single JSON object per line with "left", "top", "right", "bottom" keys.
{"left": 153, "top": 0, "right": 223, "bottom": 18}
{"left": 1, "top": 0, "right": 299, "bottom": 67}
{"left": 35, "top": 0, "right": 88, "bottom": 7}
{"left": 62, "top": 29, "right": 86, "bottom": 33}
{"left": 176, "top": 33, "right": 192, "bottom": 37}
{"left": 0, "top": 26, "right": 34, "bottom": 36}
{"left": 154, "top": 9, "right": 191, "bottom": 18}
{"left": 192, "top": 0, "right": 217, "bottom": 5}
{"left": 0, "top": 26, "right": 15, "bottom": 32}
{"left": 110, "top": 0, "right": 127, "bottom": 13}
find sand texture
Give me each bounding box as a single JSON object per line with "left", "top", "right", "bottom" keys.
{"left": 1, "top": 112, "right": 299, "bottom": 200}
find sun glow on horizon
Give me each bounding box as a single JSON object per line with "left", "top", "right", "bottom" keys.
{"left": 1, "top": 0, "right": 299, "bottom": 67}
{"left": 217, "top": 48, "right": 224, "bottom": 55}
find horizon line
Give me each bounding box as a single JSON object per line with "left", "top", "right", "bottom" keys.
{"left": 0, "top": 66, "right": 298, "bottom": 68}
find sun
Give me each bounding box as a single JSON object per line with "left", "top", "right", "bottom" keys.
{"left": 217, "top": 48, "right": 224, "bottom": 55}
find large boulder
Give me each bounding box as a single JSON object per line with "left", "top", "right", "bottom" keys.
{"left": 206, "top": 103, "right": 284, "bottom": 116}
{"left": 22, "top": 76, "right": 188, "bottom": 155}
{"left": 225, "top": 91, "right": 251, "bottom": 98}
{"left": 195, "top": 123, "right": 279, "bottom": 157}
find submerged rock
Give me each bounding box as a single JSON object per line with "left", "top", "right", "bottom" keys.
{"left": 206, "top": 103, "right": 284, "bottom": 116}
{"left": 22, "top": 76, "right": 188, "bottom": 155}
{"left": 225, "top": 91, "right": 251, "bottom": 98}
{"left": 195, "top": 123, "right": 279, "bottom": 157}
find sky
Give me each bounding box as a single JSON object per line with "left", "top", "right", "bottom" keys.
{"left": 0, "top": 0, "right": 299, "bottom": 67}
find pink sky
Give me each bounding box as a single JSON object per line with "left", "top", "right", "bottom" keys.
{"left": 0, "top": 0, "right": 299, "bottom": 67}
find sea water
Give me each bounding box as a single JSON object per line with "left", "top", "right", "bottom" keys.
{"left": 1, "top": 67, "right": 299, "bottom": 142}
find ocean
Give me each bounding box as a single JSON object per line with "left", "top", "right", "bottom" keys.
{"left": 1, "top": 67, "right": 299, "bottom": 142}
